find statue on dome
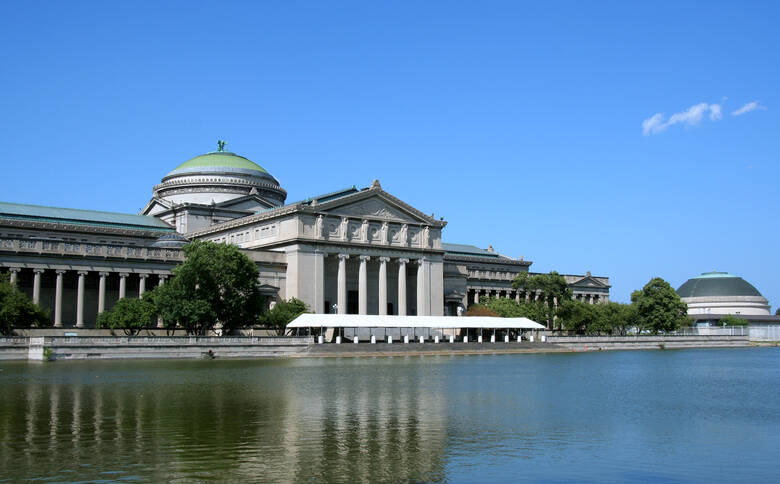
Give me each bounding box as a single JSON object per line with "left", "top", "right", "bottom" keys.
{"left": 217, "top": 140, "right": 227, "bottom": 152}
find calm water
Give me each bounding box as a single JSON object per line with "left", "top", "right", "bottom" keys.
{"left": 1, "top": 348, "right": 778, "bottom": 483}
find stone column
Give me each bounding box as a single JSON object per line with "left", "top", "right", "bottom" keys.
{"left": 76, "top": 271, "right": 87, "bottom": 328}
{"left": 313, "top": 249, "right": 325, "bottom": 314}
{"left": 119, "top": 273, "right": 128, "bottom": 299}
{"left": 54, "top": 270, "right": 65, "bottom": 328}
{"left": 358, "top": 255, "right": 370, "bottom": 315}
{"left": 8, "top": 268, "right": 20, "bottom": 286}
{"left": 416, "top": 258, "right": 426, "bottom": 316}
{"left": 98, "top": 272, "right": 108, "bottom": 314}
{"left": 33, "top": 269, "right": 43, "bottom": 305}
{"left": 337, "top": 254, "right": 349, "bottom": 315}
{"left": 378, "top": 256, "right": 389, "bottom": 315}
{"left": 397, "top": 258, "right": 408, "bottom": 316}
{"left": 515, "top": 291, "right": 521, "bottom": 303}
{"left": 473, "top": 289, "right": 480, "bottom": 305}
{"left": 138, "top": 274, "right": 148, "bottom": 298}
{"left": 157, "top": 275, "right": 167, "bottom": 328}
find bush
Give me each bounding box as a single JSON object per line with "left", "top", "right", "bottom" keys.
{"left": 719, "top": 314, "right": 749, "bottom": 327}
{"left": 0, "top": 273, "right": 50, "bottom": 335}
{"left": 96, "top": 296, "right": 157, "bottom": 336}
{"left": 258, "top": 298, "right": 310, "bottom": 335}
{"left": 465, "top": 304, "right": 498, "bottom": 317}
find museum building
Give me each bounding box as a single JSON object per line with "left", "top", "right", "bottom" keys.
{"left": 0, "top": 146, "right": 610, "bottom": 328}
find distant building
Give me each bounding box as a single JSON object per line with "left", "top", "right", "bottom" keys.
{"left": 677, "top": 271, "right": 771, "bottom": 317}
{"left": 677, "top": 271, "right": 780, "bottom": 340}
{"left": 0, "top": 146, "right": 609, "bottom": 328}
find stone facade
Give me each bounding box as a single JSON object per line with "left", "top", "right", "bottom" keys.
{"left": 0, "top": 148, "right": 610, "bottom": 327}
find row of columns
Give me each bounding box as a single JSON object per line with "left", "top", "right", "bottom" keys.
{"left": 336, "top": 255, "right": 429, "bottom": 316}
{"left": 470, "top": 288, "right": 604, "bottom": 305}
{"left": 6, "top": 268, "right": 167, "bottom": 328}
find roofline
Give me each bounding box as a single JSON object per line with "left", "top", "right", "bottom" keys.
{"left": 187, "top": 182, "right": 447, "bottom": 238}
{"left": 444, "top": 253, "right": 532, "bottom": 266}
{"left": 0, "top": 217, "right": 174, "bottom": 238}
{"left": 0, "top": 201, "right": 172, "bottom": 227}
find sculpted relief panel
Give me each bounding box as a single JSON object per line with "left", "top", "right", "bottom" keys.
{"left": 301, "top": 216, "right": 316, "bottom": 236}
{"left": 306, "top": 213, "right": 437, "bottom": 249}
{"left": 331, "top": 198, "right": 412, "bottom": 222}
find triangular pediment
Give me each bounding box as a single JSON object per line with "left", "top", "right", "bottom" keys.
{"left": 217, "top": 195, "right": 276, "bottom": 211}
{"left": 141, "top": 197, "right": 172, "bottom": 216}
{"left": 570, "top": 276, "right": 607, "bottom": 288}
{"left": 325, "top": 193, "right": 431, "bottom": 224}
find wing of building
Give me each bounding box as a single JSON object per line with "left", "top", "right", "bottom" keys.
{"left": 0, "top": 146, "right": 610, "bottom": 328}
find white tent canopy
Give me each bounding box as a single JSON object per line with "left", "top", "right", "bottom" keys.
{"left": 286, "top": 314, "right": 545, "bottom": 330}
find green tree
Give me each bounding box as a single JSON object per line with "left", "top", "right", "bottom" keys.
{"left": 259, "top": 298, "right": 310, "bottom": 335}
{"left": 0, "top": 273, "right": 50, "bottom": 335}
{"left": 557, "top": 299, "right": 600, "bottom": 333}
{"left": 96, "top": 295, "right": 157, "bottom": 336}
{"left": 631, "top": 277, "right": 688, "bottom": 334}
{"left": 600, "top": 302, "right": 637, "bottom": 335}
{"left": 556, "top": 300, "right": 636, "bottom": 335}
{"left": 719, "top": 314, "right": 749, "bottom": 327}
{"left": 512, "top": 271, "right": 572, "bottom": 329}
{"left": 480, "top": 296, "right": 548, "bottom": 322}
{"left": 154, "top": 241, "right": 264, "bottom": 335}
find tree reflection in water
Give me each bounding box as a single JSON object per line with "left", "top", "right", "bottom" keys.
{"left": 0, "top": 358, "right": 448, "bottom": 482}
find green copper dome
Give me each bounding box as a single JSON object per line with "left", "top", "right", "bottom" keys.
{"left": 166, "top": 151, "right": 272, "bottom": 178}
{"left": 677, "top": 272, "right": 763, "bottom": 298}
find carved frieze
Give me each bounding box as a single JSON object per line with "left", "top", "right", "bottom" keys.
{"left": 348, "top": 222, "right": 361, "bottom": 241}
{"left": 331, "top": 198, "right": 412, "bottom": 222}
{"left": 409, "top": 227, "right": 421, "bottom": 247}
{"left": 301, "top": 216, "right": 316, "bottom": 236}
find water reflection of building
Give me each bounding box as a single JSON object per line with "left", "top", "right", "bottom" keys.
{"left": 0, "top": 145, "right": 609, "bottom": 327}
{"left": 0, "top": 361, "right": 449, "bottom": 482}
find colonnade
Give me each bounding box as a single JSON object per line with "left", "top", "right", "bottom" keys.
{"left": 469, "top": 288, "right": 605, "bottom": 306}
{"left": 5, "top": 267, "right": 168, "bottom": 328}
{"left": 335, "top": 254, "right": 430, "bottom": 316}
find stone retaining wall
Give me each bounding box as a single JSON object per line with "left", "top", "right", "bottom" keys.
{"left": 546, "top": 335, "right": 750, "bottom": 351}
{"left": 0, "top": 334, "right": 753, "bottom": 361}
{"left": 0, "top": 336, "right": 314, "bottom": 360}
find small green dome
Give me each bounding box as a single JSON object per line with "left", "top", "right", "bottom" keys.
{"left": 168, "top": 151, "right": 270, "bottom": 176}
{"left": 163, "top": 151, "right": 282, "bottom": 188}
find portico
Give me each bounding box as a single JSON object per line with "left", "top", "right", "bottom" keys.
{"left": 193, "top": 179, "right": 448, "bottom": 316}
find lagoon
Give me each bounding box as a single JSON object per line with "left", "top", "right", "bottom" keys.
{"left": 1, "top": 347, "right": 778, "bottom": 482}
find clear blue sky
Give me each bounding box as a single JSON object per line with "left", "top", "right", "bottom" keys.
{"left": 1, "top": 1, "right": 778, "bottom": 307}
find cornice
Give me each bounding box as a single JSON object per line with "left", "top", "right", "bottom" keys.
{"left": 444, "top": 253, "right": 532, "bottom": 267}
{"left": 0, "top": 218, "right": 172, "bottom": 238}
{"left": 255, "top": 239, "right": 446, "bottom": 257}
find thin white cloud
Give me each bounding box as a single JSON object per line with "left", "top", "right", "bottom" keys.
{"left": 709, "top": 104, "right": 722, "bottom": 121}
{"left": 732, "top": 101, "right": 766, "bottom": 116}
{"left": 642, "top": 102, "right": 723, "bottom": 136}
{"left": 642, "top": 113, "right": 665, "bottom": 135}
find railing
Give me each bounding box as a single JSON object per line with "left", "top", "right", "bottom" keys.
{"left": 544, "top": 326, "right": 750, "bottom": 338}
{"left": 0, "top": 238, "right": 184, "bottom": 262}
